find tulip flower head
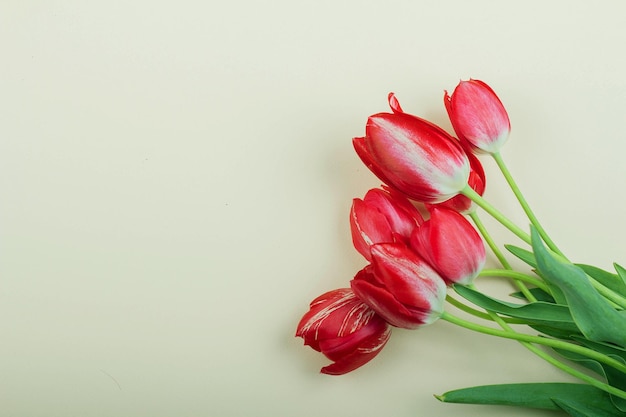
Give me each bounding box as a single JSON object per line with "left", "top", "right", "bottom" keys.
{"left": 296, "top": 288, "right": 391, "bottom": 375}
{"left": 444, "top": 79, "right": 510, "bottom": 154}
{"left": 410, "top": 207, "right": 486, "bottom": 285}
{"left": 351, "top": 243, "right": 446, "bottom": 329}
{"left": 354, "top": 94, "right": 470, "bottom": 203}
{"left": 350, "top": 188, "right": 424, "bottom": 260}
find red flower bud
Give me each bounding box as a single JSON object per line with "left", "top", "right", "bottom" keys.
{"left": 295, "top": 288, "right": 391, "bottom": 375}
{"left": 444, "top": 79, "right": 510, "bottom": 154}
{"left": 353, "top": 95, "right": 470, "bottom": 203}
{"left": 351, "top": 243, "right": 446, "bottom": 329}
{"left": 410, "top": 207, "right": 486, "bottom": 285}
{"left": 350, "top": 188, "right": 424, "bottom": 260}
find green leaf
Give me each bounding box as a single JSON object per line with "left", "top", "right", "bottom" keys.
{"left": 529, "top": 324, "right": 582, "bottom": 340}
{"left": 551, "top": 397, "right": 625, "bottom": 417}
{"left": 505, "top": 244, "right": 537, "bottom": 268}
{"left": 437, "top": 383, "right": 619, "bottom": 414}
{"left": 614, "top": 263, "right": 626, "bottom": 297}
{"left": 552, "top": 346, "right": 626, "bottom": 411}
{"left": 577, "top": 263, "right": 626, "bottom": 297}
{"left": 572, "top": 336, "right": 626, "bottom": 363}
{"left": 531, "top": 227, "right": 626, "bottom": 348}
{"left": 453, "top": 285, "right": 578, "bottom": 333}
{"left": 510, "top": 287, "right": 556, "bottom": 303}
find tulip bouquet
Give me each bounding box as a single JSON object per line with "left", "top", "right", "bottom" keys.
{"left": 295, "top": 79, "right": 626, "bottom": 416}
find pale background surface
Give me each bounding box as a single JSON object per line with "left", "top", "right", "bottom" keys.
{"left": 2, "top": 1, "right": 626, "bottom": 416}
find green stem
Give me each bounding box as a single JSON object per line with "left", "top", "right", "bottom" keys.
{"left": 463, "top": 290, "right": 626, "bottom": 401}
{"left": 592, "top": 279, "right": 626, "bottom": 310}
{"left": 441, "top": 311, "right": 626, "bottom": 378}
{"left": 445, "top": 294, "right": 526, "bottom": 324}
{"left": 479, "top": 269, "right": 550, "bottom": 294}
{"left": 461, "top": 185, "right": 531, "bottom": 245}
{"left": 469, "top": 212, "right": 536, "bottom": 302}
{"left": 469, "top": 212, "right": 512, "bottom": 269}
{"left": 492, "top": 152, "right": 566, "bottom": 258}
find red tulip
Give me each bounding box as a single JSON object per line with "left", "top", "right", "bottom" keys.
{"left": 444, "top": 79, "right": 510, "bottom": 154}
{"left": 353, "top": 94, "right": 470, "bottom": 203}
{"left": 410, "top": 207, "right": 486, "bottom": 285}
{"left": 351, "top": 243, "right": 446, "bottom": 329}
{"left": 296, "top": 288, "right": 391, "bottom": 375}
{"left": 350, "top": 188, "right": 424, "bottom": 260}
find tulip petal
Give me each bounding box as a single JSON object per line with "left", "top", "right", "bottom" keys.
{"left": 350, "top": 198, "right": 395, "bottom": 260}
{"left": 321, "top": 323, "right": 391, "bottom": 375}
{"left": 387, "top": 92, "right": 404, "bottom": 114}
{"left": 436, "top": 146, "right": 486, "bottom": 213}
{"left": 353, "top": 136, "right": 395, "bottom": 187}
{"left": 363, "top": 188, "right": 424, "bottom": 234}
